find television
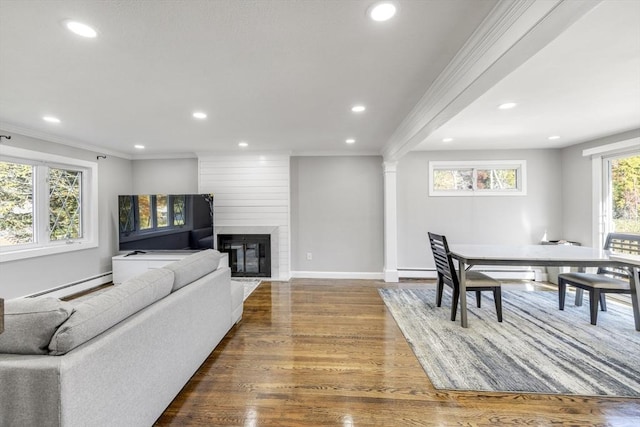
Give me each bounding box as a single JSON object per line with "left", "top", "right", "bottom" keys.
{"left": 118, "top": 193, "right": 214, "bottom": 254}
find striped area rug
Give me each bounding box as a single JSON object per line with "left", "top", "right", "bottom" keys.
{"left": 379, "top": 288, "right": 640, "bottom": 397}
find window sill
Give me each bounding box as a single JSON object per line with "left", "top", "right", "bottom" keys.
{"left": 0, "top": 240, "right": 98, "bottom": 263}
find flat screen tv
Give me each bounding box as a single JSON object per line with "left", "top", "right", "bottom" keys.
{"left": 118, "top": 193, "right": 214, "bottom": 254}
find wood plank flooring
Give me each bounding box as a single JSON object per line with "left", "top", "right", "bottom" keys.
{"left": 154, "top": 279, "right": 640, "bottom": 426}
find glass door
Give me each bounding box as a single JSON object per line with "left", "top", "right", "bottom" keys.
{"left": 217, "top": 234, "right": 271, "bottom": 277}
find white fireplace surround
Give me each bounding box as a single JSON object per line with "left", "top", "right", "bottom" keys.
{"left": 214, "top": 226, "right": 281, "bottom": 280}
{"left": 199, "top": 153, "right": 290, "bottom": 282}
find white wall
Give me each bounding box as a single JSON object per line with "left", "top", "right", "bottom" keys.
{"left": 0, "top": 131, "right": 132, "bottom": 298}
{"left": 396, "top": 149, "right": 563, "bottom": 270}
{"left": 132, "top": 158, "right": 198, "bottom": 194}
{"left": 4, "top": 129, "right": 635, "bottom": 298}
{"left": 290, "top": 156, "right": 384, "bottom": 275}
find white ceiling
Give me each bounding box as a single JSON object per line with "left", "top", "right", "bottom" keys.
{"left": 0, "top": 1, "right": 638, "bottom": 159}
{"left": 0, "top": 0, "right": 496, "bottom": 157}
{"left": 417, "top": 0, "right": 640, "bottom": 151}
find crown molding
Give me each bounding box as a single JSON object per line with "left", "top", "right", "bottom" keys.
{"left": 130, "top": 152, "right": 197, "bottom": 160}
{"left": 290, "top": 150, "right": 382, "bottom": 157}
{"left": 0, "top": 122, "right": 133, "bottom": 160}
{"left": 195, "top": 150, "right": 293, "bottom": 159}
{"left": 382, "top": 0, "right": 602, "bottom": 161}
{"left": 0, "top": 123, "right": 205, "bottom": 161}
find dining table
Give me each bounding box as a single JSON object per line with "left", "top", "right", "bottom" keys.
{"left": 447, "top": 243, "right": 640, "bottom": 330}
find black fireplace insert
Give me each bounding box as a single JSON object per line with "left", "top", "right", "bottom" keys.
{"left": 217, "top": 234, "right": 271, "bottom": 278}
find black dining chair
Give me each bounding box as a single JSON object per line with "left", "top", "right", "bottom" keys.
{"left": 428, "top": 232, "right": 503, "bottom": 322}
{"left": 558, "top": 232, "right": 640, "bottom": 325}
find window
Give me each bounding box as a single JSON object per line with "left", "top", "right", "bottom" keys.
{"left": 604, "top": 152, "right": 640, "bottom": 234}
{"left": 0, "top": 146, "right": 98, "bottom": 262}
{"left": 429, "top": 160, "right": 526, "bottom": 196}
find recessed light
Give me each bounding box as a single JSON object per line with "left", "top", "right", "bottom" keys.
{"left": 548, "top": 135, "right": 560, "bottom": 140}
{"left": 192, "top": 111, "right": 207, "bottom": 119}
{"left": 346, "top": 138, "right": 356, "bottom": 144}
{"left": 64, "top": 20, "right": 97, "bottom": 38}
{"left": 498, "top": 102, "right": 517, "bottom": 110}
{"left": 238, "top": 141, "right": 248, "bottom": 148}
{"left": 442, "top": 138, "right": 453, "bottom": 143}
{"left": 368, "top": 2, "right": 397, "bottom": 22}
{"left": 134, "top": 144, "right": 145, "bottom": 150}
{"left": 43, "top": 116, "right": 61, "bottom": 124}
{"left": 351, "top": 105, "right": 366, "bottom": 113}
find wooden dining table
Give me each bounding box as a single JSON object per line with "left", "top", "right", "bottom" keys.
{"left": 447, "top": 244, "right": 640, "bottom": 330}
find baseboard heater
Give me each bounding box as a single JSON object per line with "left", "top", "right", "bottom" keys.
{"left": 399, "top": 267, "right": 546, "bottom": 281}
{"left": 25, "top": 272, "right": 113, "bottom": 299}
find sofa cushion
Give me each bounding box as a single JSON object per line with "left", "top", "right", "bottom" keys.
{"left": 48, "top": 268, "right": 174, "bottom": 355}
{"left": 164, "top": 249, "right": 221, "bottom": 292}
{"left": 0, "top": 298, "right": 73, "bottom": 355}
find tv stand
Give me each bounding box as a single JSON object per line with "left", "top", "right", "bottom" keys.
{"left": 112, "top": 252, "right": 229, "bottom": 284}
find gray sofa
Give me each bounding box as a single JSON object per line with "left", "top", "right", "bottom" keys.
{"left": 0, "top": 249, "right": 242, "bottom": 427}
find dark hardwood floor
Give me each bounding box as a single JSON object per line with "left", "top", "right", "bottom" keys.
{"left": 154, "top": 279, "right": 640, "bottom": 426}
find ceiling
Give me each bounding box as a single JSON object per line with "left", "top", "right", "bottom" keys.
{"left": 0, "top": 0, "right": 638, "bottom": 159}
{"left": 416, "top": 0, "right": 640, "bottom": 151}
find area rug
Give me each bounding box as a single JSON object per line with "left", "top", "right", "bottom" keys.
{"left": 379, "top": 288, "right": 640, "bottom": 397}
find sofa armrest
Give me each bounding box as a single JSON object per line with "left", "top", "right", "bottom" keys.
{"left": 0, "top": 354, "right": 63, "bottom": 427}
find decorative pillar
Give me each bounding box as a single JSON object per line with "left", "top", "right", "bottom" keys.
{"left": 383, "top": 161, "right": 399, "bottom": 282}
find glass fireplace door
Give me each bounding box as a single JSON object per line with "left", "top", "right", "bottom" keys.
{"left": 218, "top": 234, "right": 271, "bottom": 277}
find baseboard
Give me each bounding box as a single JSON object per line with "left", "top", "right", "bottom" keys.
{"left": 289, "top": 268, "right": 544, "bottom": 282}
{"left": 24, "top": 272, "right": 113, "bottom": 299}
{"left": 290, "top": 271, "right": 384, "bottom": 280}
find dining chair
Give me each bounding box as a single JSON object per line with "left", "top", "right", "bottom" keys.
{"left": 428, "top": 232, "right": 503, "bottom": 322}
{"left": 558, "top": 232, "right": 640, "bottom": 325}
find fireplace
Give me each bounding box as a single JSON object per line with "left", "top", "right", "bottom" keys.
{"left": 217, "top": 234, "right": 271, "bottom": 278}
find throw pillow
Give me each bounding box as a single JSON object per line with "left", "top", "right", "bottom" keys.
{"left": 0, "top": 297, "right": 74, "bottom": 355}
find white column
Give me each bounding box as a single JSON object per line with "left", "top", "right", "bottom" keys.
{"left": 383, "top": 161, "right": 399, "bottom": 282}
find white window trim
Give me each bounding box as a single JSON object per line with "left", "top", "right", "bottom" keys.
{"left": 585, "top": 137, "right": 640, "bottom": 248}
{"left": 428, "top": 160, "right": 527, "bottom": 197}
{"left": 0, "top": 146, "right": 99, "bottom": 262}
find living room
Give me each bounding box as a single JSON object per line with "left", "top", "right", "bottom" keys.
{"left": 1, "top": 0, "right": 639, "bottom": 425}
{"left": 1, "top": 0, "right": 638, "bottom": 299}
